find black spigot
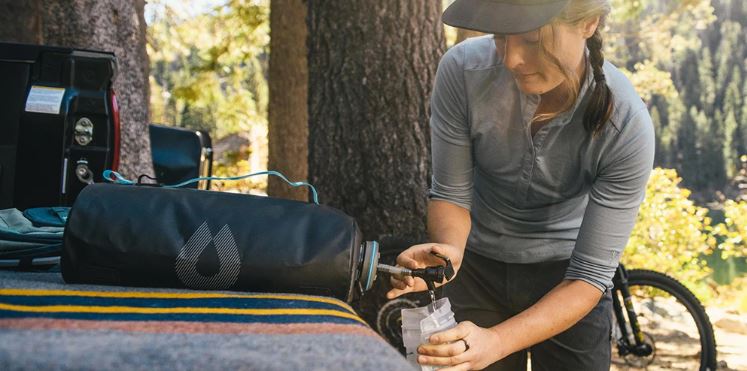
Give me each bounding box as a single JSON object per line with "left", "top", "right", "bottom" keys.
{"left": 376, "top": 251, "right": 455, "bottom": 312}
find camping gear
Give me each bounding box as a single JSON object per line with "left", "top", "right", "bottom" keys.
{"left": 377, "top": 252, "right": 457, "bottom": 368}
{"left": 0, "top": 207, "right": 66, "bottom": 268}
{"left": 0, "top": 42, "right": 119, "bottom": 210}
{"left": 401, "top": 298, "right": 458, "bottom": 371}
{"left": 61, "top": 174, "right": 381, "bottom": 303}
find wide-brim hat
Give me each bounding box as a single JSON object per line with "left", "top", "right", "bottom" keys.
{"left": 443, "top": 0, "right": 571, "bottom": 35}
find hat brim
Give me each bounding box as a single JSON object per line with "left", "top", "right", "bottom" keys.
{"left": 443, "top": 0, "right": 570, "bottom": 35}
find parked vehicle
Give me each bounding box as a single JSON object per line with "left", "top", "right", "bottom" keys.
{"left": 0, "top": 42, "right": 120, "bottom": 210}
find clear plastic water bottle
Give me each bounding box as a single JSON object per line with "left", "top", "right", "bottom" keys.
{"left": 401, "top": 297, "right": 458, "bottom": 371}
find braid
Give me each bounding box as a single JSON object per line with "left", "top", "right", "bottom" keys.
{"left": 583, "top": 29, "right": 614, "bottom": 137}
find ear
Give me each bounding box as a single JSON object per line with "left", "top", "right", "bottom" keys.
{"left": 581, "top": 16, "right": 600, "bottom": 39}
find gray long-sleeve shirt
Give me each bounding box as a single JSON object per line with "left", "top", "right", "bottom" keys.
{"left": 428, "top": 35, "right": 655, "bottom": 292}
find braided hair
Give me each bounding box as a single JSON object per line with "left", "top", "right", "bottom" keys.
{"left": 583, "top": 28, "right": 613, "bottom": 137}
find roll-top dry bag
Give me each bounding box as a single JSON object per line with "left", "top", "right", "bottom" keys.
{"left": 61, "top": 183, "right": 378, "bottom": 302}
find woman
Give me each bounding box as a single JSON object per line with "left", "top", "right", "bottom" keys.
{"left": 386, "top": 0, "right": 655, "bottom": 370}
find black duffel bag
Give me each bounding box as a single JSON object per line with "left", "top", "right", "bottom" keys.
{"left": 61, "top": 182, "right": 378, "bottom": 302}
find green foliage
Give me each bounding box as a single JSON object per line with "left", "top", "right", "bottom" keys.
{"left": 607, "top": 0, "right": 747, "bottom": 199}
{"left": 624, "top": 168, "right": 716, "bottom": 302}
{"left": 147, "top": 0, "right": 269, "bottom": 139}
{"left": 712, "top": 199, "right": 747, "bottom": 259}
{"left": 607, "top": 0, "right": 715, "bottom": 102}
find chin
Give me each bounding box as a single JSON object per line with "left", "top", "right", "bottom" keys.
{"left": 515, "top": 80, "right": 546, "bottom": 95}
{"left": 514, "top": 76, "right": 561, "bottom": 96}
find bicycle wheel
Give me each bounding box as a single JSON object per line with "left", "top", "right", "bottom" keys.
{"left": 611, "top": 269, "right": 717, "bottom": 371}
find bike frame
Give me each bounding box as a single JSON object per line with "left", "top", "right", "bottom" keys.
{"left": 611, "top": 264, "right": 654, "bottom": 357}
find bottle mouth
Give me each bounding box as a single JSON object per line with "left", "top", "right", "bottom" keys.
{"left": 358, "top": 241, "right": 380, "bottom": 292}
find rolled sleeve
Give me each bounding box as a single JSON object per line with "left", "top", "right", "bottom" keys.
{"left": 428, "top": 45, "right": 473, "bottom": 211}
{"left": 565, "top": 109, "right": 656, "bottom": 292}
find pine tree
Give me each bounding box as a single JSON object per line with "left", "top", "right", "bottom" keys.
{"left": 677, "top": 103, "right": 698, "bottom": 189}
{"left": 698, "top": 47, "right": 716, "bottom": 115}
{"left": 741, "top": 75, "right": 747, "bottom": 154}
{"left": 715, "top": 22, "right": 740, "bottom": 107}
{"left": 651, "top": 105, "right": 667, "bottom": 164}
{"left": 724, "top": 109, "right": 739, "bottom": 178}
{"left": 723, "top": 66, "right": 743, "bottom": 178}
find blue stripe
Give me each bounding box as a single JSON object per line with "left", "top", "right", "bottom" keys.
{"left": 0, "top": 295, "right": 347, "bottom": 312}
{"left": 365, "top": 241, "right": 377, "bottom": 291}
{"left": 0, "top": 310, "right": 363, "bottom": 325}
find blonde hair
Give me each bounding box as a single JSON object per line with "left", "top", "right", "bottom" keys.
{"left": 534, "top": 0, "right": 613, "bottom": 137}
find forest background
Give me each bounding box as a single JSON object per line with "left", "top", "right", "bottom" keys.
{"left": 146, "top": 0, "right": 747, "bottom": 311}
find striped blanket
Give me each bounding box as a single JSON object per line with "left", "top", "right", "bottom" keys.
{"left": 0, "top": 270, "right": 412, "bottom": 371}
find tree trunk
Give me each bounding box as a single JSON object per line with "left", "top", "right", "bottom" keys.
{"left": 0, "top": 1, "right": 42, "bottom": 44}
{"left": 0, "top": 0, "right": 152, "bottom": 179}
{"left": 308, "top": 1, "right": 445, "bottom": 240}
{"left": 267, "top": 0, "right": 308, "bottom": 201}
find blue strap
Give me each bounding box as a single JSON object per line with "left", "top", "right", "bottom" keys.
{"left": 102, "top": 170, "right": 320, "bottom": 205}
{"left": 103, "top": 170, "right": 135, "bottom": 185}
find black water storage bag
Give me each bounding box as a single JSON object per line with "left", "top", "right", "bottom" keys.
{"left": 61, "top": 183, "right": 376, "bottom": 302}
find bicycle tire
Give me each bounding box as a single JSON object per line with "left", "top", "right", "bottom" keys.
{"left": 623, "top": 269, "right": 718, "bottom": 371}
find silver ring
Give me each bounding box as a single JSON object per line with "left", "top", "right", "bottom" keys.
{"left": 461, "top": 338, "right": 470, "bottom": 352}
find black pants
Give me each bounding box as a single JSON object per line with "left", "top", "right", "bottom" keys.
{"left": 442, "top": 249, "right": 612, "bottom": 371}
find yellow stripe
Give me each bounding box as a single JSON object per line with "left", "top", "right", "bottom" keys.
{"left": 0, "top": 302, "right": 367, "bottom": 325}
{"left": 0, "top": 289, "right": 355, "bottom": 314}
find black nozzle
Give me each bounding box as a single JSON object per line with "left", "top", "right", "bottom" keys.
{"left": 410, "top": 266, "right": 445, "bottom": 286}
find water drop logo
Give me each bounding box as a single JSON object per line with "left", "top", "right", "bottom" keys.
{"left": 175, "top": 221, "right": 241, "bottom": 289}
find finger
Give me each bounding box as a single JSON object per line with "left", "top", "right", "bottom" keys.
{"left": 395, "top": 254, "right": 420, "bottom": 269}
{"left": 418, "top": 353, "right": 468, "bottom": 367}
{"left": 429, "top": 322, "right": 471, "bottom": 344}
{"left": 418, "top": 341, "right": 467, "bottom": 357}
{"left": 390, "top": 274, "right": 415, "bottom": 288}
{"left": 389, "top": 276, "right": 409, "bottom": 290}
{"left": 430, "top": 244, "right": 445, "bottom": 256}
{"left": 386, "top": 286, "right": 412, "bottom": 299}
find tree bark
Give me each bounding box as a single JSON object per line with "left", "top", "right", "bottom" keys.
{"left": 268, "top": 0, "right": 309, "bottom": 201}
{"left": 0, "top": 0, "right": 152, "bottom": 178}
{"left": 308, "top": 1, "right": 445, "bottom": 240}
{"left": 0, "top": 0, "right": 42, "bottom": 44}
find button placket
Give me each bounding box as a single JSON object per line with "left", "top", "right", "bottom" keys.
{"left": 526, "top": 125, "right": 553, "bottom": 202}
{"left": 515, "top": 95, "right": 539, "bottom": 201}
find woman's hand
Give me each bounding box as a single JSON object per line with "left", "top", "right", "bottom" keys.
{"left": 386, "top": 243, "right": 463, "bottom": 299}
{"left": 417, "top": 321, "right": 505, "bottom": 371}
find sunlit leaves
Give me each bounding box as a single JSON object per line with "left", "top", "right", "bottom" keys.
{"left": 625, "top": 168, "right": 716, "bottom": 301}
{"left": 713, "top": 200, "right": 747, "bottom": 259}
{"left": 606, "top": 0, "right": 715, "bottom": 102}
{"left": 147, "top": 0, "right": 269, "bottom": 138}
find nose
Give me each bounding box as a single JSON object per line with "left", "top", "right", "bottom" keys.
{"left": 502, "top": 36, "right": 526, "bottom": 72}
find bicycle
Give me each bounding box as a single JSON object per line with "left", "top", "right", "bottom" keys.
{"left": 356, "top": 239, "right": 718, "bottom": 371}
{"left": 610, "top": 264, "right": 717, "bottom": 371}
